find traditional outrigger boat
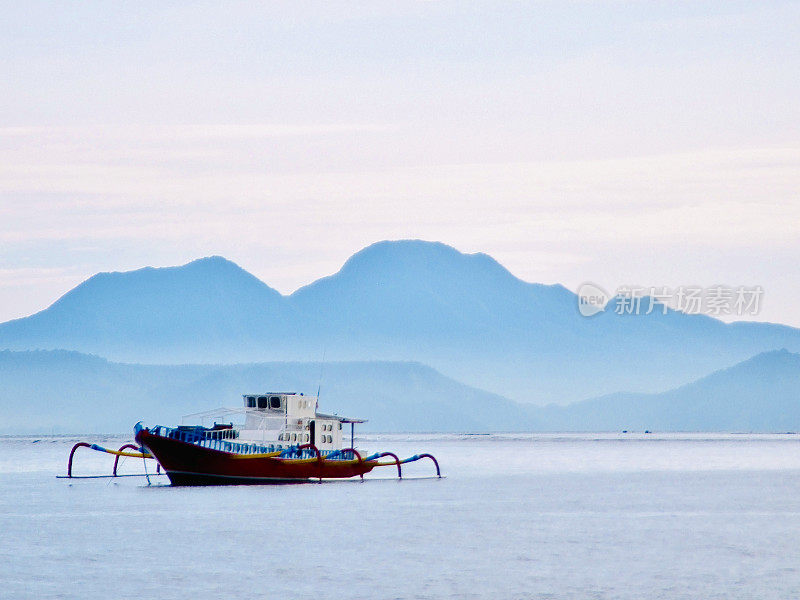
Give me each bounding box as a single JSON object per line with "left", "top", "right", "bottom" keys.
{"left": 65, "top": 391, "right": 440, "bottom": 485}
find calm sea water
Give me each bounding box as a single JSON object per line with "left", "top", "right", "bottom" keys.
{"left": 2, "top": 433, "right": 800, "bottom": 599}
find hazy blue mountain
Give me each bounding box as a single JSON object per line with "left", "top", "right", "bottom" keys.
{"left": 0, "top": 257, "right": 301, "bottom": 360}
{"left": 0, "top": 350, "right": 533, "bottom": 434}
{"left": 541, "top": 350, "right": 800, "bottom": 432}
{"left": 291, "top": 240, "right": 576, "bottom": 345}
{"left": 1, "top": 240, "right": 799, "bottom": 404}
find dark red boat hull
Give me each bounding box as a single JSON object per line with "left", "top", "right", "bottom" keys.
{"left": 135, "top": 429, "right": 375, "bottom": 485}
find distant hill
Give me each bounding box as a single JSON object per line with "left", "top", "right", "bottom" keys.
{"left": 2, "top": 240, "right": 800, "bottom": 404}
{"left": 541, "top": 349, "right": 800, "bottom": 432}
{"left": 0, "top": 350, "right": 532, "bottom": 434}
{"left": 0, "top": 256, "right": 301, "bottom": 361}
{"left": 3, "top": 349, "right": 800, "bottom": 434}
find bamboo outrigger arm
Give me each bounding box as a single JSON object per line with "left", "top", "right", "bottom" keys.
{"left": 66, "top": 442, "right": 159, "bottom": 478}
{"left": 369, "top": 452, "right": 441, "bottom": 478}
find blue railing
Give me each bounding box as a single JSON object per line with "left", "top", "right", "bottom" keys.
{"left": 148, "top": 425, "right": 350, "bottom": 459}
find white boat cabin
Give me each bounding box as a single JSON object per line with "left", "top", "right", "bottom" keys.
{"left": 180, "top": 392, "right": 365, "bottom": 453}
{"left": 235, "top": 392, "right": 362, "bottom": 451}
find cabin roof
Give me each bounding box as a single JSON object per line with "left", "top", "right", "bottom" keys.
{"left": 316, "top": 412, "right": 367, "bottom": 424}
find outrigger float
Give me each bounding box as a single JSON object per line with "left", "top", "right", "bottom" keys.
{"left": 64, "top": 392, "right": 441, "bottom": 485}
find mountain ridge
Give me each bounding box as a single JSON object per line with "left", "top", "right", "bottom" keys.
{"left": 2, "top": 240, "right": 799, "bottom": 405}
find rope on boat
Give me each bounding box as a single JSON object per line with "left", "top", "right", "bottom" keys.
{"left": 141, "top": 443, "right": 151, "bottom": 486}
{"left": 113, "top": 443, "right": 156, "bottom": 476}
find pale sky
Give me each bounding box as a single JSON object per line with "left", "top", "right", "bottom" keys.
{"left": 1, "top": 2, "right": 799, "bottom": 325}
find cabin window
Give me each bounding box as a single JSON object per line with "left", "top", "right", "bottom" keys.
{"left": 291, "top": 433, "right": 297, "bottom": 441}
{"left": 339, "top": 423, "right": 342, "bottom": 430}
{"left": 270, "top": 396, "right": 281, "bottom": 409}
{"left": 304, "top": 434, "right": 309, "bottom": 442}
{"left": 247, "top": 396, "right": 256, "bottom": 408}
{"left": 257, "top": 396, "right": 268, "bottom": 409}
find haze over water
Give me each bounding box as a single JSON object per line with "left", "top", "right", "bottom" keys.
{"left": 2, "top": 433, "right": 799, "bottom": 599}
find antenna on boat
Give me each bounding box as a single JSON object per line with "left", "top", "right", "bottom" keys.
{"left": 316, "top": 348, "right": 326, "bottom": 409}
